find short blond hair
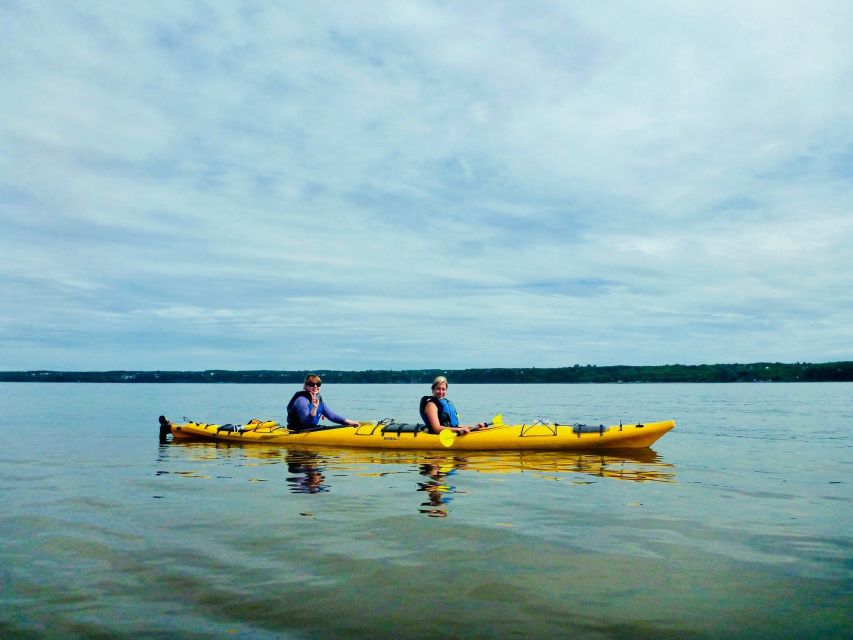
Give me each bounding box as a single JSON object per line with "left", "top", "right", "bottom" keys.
{"left": 304, "top": 374, "right": 322, "bottom": 385}
{"left": 431, "top": 375, "right": 448, "bottom": 389}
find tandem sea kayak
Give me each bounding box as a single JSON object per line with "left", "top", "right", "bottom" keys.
{"left": 163, "top": 416, "right": 675, "bottom": 451}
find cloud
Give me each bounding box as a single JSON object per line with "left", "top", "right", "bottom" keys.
{"left": 1, "top": 0, "right": 851, "bottom": 370}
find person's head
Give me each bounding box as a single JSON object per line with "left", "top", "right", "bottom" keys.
{"left": 431, "top": 375, "right": 448, "bottom": 398}
{"left": 303, "top": 374, "right": 322, "bottom": 392}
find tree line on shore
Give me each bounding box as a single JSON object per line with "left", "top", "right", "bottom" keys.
{"left": 1, "top": 362, "right": 851, "bottom": 383}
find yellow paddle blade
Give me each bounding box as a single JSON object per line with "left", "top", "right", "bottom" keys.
{"left": 492, "top": 414, "right": 503, "bottom": 427}
{"left": 439, "top": 428, "right": 456, "bottom": 447}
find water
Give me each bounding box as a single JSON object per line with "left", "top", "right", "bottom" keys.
{"left": 1, "top": 382, "right": 850, "bottom": 639}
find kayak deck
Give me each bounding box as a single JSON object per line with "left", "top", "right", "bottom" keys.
{"left": 168, "top": 418, "right": 675, "bottom": 451}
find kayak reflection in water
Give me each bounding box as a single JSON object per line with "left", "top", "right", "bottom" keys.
{"left": 285, "top": 450, "right": 329, "bottom": 494}
{"left": 419, "top": 376, "right": 486, "bottom": 436}
{"left": 417, "top": 461, "right": 461, "bottom": 518}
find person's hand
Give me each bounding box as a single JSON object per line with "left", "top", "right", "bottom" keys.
{"left": 456, "top": 426, "right": 471, "bottom": 434}
{"left": 345, "top": 419, "right": 360, "bottom": 426}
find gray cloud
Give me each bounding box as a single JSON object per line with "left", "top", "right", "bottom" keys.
{"left": 1, "top": 1, "right": 851, "bottom": 370}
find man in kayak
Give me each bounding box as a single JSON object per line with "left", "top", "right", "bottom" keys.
{"left": 419, "top": 376, "right": 486, "bottom": 435}
{"left": 286, "top": 374, "right": 360, "bottom": 431}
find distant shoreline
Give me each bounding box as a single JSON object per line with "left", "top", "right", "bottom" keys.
{"left": 1, "top": 362, "right": 850, "bottom": 383}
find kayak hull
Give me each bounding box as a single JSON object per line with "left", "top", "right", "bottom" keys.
{"left": 169, "top": 419, "right": 675, "bottom": 451}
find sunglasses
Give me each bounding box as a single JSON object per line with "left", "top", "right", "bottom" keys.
{"left": 306, "top": 382, "right": 322, "bottom": 387}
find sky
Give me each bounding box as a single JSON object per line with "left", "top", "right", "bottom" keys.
{"left": 2, "top": 1, "right": 852, "bottom": 371}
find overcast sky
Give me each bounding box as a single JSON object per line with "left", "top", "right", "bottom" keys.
{"left": 2, "top": 1, "right": 851, "bottom": 371}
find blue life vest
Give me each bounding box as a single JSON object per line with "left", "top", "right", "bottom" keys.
{"left": 287, "top": 391, "right": 325, "bottom": 428}
{"left": 419, "top": 396, "right": 459, "bottom": 427}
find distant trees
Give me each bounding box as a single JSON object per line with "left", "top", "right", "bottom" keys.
{"left": 1, "top": 362, "right": 851, "bottom": 383}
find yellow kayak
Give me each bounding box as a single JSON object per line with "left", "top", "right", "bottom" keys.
{"left": 165, "top": 416, "right": 675, "bottom": 451}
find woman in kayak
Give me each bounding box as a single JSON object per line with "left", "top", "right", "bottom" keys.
{"left": 419, "top": 376, "right": 486, "bottom": 435}
{"left": 286, "top": 374, "right": 360, "bottom": 431}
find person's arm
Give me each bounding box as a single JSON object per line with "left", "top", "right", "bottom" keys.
{"left": 320, "top": 403, "right": 358, "bottom": 426}
{"left": 292, "top": 395, "right": 313, "bottom": 425}
{"left": 424, "top": 402, "right": 442, "bottom": 433}
{"left": 424, "top": 403, "right": 470, "bottom": 434}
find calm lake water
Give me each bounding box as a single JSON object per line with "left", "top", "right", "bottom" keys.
{"left": 1, "top": 382, "right": 850, "bottom": 639}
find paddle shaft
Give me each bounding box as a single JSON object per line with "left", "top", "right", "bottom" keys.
{"left": 439, "top": 414, "right": 503, "bottom": 447}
